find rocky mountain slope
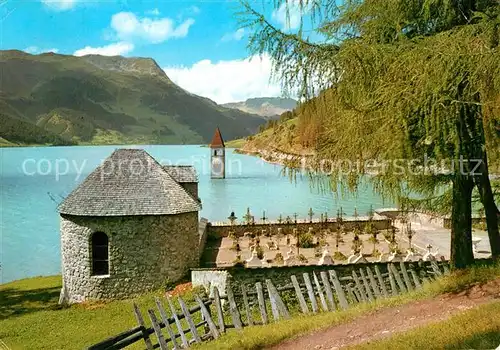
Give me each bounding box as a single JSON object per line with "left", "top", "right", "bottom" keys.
{"left": 222, "top": 97, "right": 297, "bottom": 118}
{"left": 0, "top": 50, "right": 267, "bottom": 146}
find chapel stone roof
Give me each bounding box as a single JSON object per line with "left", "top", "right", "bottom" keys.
{"left": 162, "top": 165, "right": 198, "bottom": 183}
{"left": 58, "top": 149, "right": 201, "bottom": 216}
{"left": 209, "top": 127, "right": 225, "bottom": 148}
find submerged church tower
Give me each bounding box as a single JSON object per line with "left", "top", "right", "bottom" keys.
{"left": 210, "top": 127, "right": 225, "bottom": 179}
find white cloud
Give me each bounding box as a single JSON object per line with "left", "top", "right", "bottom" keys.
{"left": 41, "top": 0, "right": 76, "bottom": 11}
{"left": 272, "top": 0, "right": 309, "bottom": 30}
{"left": 73, "top": 42, "right": 134, "bottom": 56}
{"left": 111, "top": 12, "right": 195, "bottom": 44}
{"left": 24, "top": 46, "right": 59, "bottom": 54}
{"left": 221, "top": 28, "right": 245, "bottom": 42}
{"left": 188, "top": 6, "right": 200, "bottom": 15}
{"left": 164, "top": 54, "right": 284, "bottom": 104}
{"left": 146, "top": 8, "right": 160, "bottom": 16}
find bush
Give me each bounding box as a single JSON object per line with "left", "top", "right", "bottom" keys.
{"left": 164, "top": 278, "right": 176, "bottom": 291}
{"left": 333, "top": 251, "right": 347, "bottom": 260}
{"left": 256, "top": 246, "right": 264, "bottom": 260}
{"left": 232, "top": 256, "right": 245, "bottom": 267}
{"left": 230, "top": 241, "right": 241, "bottom": 251}
{"left": 298, "top": 232, "right": 315, "bottom": 248}
{"left": 274, "top": 252, "right": 284, "bottom": 264}
{"left": 298, "top": 254, "right": 308, "bottom": 263}
{"left": 191, "top": 285, "right": 208, "bottom": 299}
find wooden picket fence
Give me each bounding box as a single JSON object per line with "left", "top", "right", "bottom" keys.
{"left": 88, "top": 259, "right": 451, "bottom": 350}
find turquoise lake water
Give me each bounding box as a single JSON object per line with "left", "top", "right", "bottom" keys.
{"left": 0, "top": 145, "right": 392, "bottom": 283}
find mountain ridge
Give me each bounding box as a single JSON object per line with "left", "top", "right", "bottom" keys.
{"left": 0, "top": 50, "right": 267, "bottom": 146}
{"left": 222, "top": 97, "right": 297, "bottom": 118}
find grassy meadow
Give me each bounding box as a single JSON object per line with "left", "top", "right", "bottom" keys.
{"left": 1, "top": 262, "right": 499, "bottom": 349}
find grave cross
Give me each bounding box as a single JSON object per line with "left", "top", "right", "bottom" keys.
{"left": 406, "top": 222, "right": 414, "bottom": 250}
{"left": 243, "top": 207, "right": 253, "bottom": 225}
{"left": 337, "top": 207, "right": 344, "bottom": 224}
{"left": 277, "top": 214, "right": 283, "bottom": 225}
{"left": 308, "top": 208, "right": 315, "bottom": 223}
{"left": 227, "top": 211, "right": 237, "bottom": 226}
{"left": 261, "top": 210, "right": 268, "bottom": 225}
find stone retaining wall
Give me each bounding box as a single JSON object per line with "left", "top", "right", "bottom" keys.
{"left": 198, "top": 218, "right": 209, "bottom": 260}
{"left": 191, "top": 269, "right": 229, "bottom": 297}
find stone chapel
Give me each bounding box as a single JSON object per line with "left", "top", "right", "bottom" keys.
{"left": 58, "top": 148, "right": 203, "bottom": 303}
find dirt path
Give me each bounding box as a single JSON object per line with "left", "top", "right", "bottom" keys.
{"left": 270, "top": 278, "right": 500, "bottom": 350}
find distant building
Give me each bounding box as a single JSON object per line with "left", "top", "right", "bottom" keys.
{"left": 58, "top": 149, "right": 203, "bottom": 304}
{"left": 210, "top": 127, "right": 225, "bottom": 179}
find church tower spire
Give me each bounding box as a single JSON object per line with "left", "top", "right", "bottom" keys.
{"left": 210, "top": 127, "right": 225, "bottom": 179}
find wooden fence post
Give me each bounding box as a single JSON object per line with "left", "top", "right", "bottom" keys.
{"left": 320, "top": 271, "right": 336, "bottom": 310}
{"left": 147, "top": 309, "right": 169, "bottom": 350}
{"left": 387, "top": 266, "right": 399, "bottom": 296}
{"left": 291, "top": 275, "right": 309, "bottom": 314}
{"left": 313, "top": 272, "right": 329, "bottom": 311}
{"left": 366, "top": 267, "right": 381, "bottom": 298}
{"left": 303, "top": 273, "right": 319, "bottom": 313}
{"left": 178, "top": 297, "right": 202, "bottom": 344}
{"left": 241, "top": 285, "right": 254, "bottom": 326}
{"left": 133, "top": 303, "right": 153, "bottom": 350}
{"left": 373, "top": 265, "right": 388, "bottom": 297}
{"left": 431, "top": 260, "right": 443, "bottom": 277}
{"left": 440, "top": 256, "right": 451, "bottom": 275}
{"left": 266, "top": 279, "right": 291, "bottom": 321}
{"left": 256, "top": 282, "right": 268, "bottom": 324}
{"left": 166, "top": 296, "right": 189, "bottom": 348}
{"left": 329, "top": 270, "right": 349, "bottom": 310}
{"left": 346, "top": 283, "right": 358, "bottom": 304}
{"left": 154, "top": 298, "right": 179, "bottom": 350}
{"left": 399, "top": 262, "right": 414, "bottom": 291}
{"left": 389, "top": 263, "right": 407, "bottom": 293}
{"left": 194, "top": 295, "right": 220, "bottom": 340}
{"left": 212, "top": 287, "right": 225, "bottom": 333}
{"left": 409, "top": 269, "right": 422, "bottom": 289}
{"left": 226, "top": 283, "right": 243, "bottom": 329}
{"left": 358, "top": 268, "right": 374, "bottom": 301}
{"left": 351, "top": 271, "right": 367, "bottom": 302}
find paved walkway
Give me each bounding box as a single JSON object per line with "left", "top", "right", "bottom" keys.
{"left": 396, "top": 218, "right": 492, "bottom": 260}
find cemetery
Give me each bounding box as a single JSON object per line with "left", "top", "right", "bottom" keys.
{"left": 201, "top": 206, "right": 448, "bottom": 270}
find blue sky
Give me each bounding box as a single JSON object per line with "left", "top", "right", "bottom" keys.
{"left": 1, "top": 0, "right": 317, "bottom": 103}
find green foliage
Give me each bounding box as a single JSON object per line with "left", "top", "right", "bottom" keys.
{"left": 191, "top": 286, "right": 208, "bottom": 300}
{"left": 274, "top": 252, "right": 284, "bottom": 264}
{"left": 0, "top": 113, "right": 75, "bottom": 146}
{"left": 297, "top": 254, "right": 308, "bottom": 263}
{"left": 298, "top": 232, "right": 315, "bottom": 248}
{"left": 333, "top": 251, "right": 348, "bottom": 260}
{"left": 238, "top": 0, "right": 500, "bottom": 267}
{"left": 164, "top": 278, "right": 176, "bottom": 292}
{"left": 255, "top": 246, "right": 265, "bottom": 260}
{"left": 230, "top": 241, "right": 241, "bottom": 252}
{"left": 233, "top": 256, "right": 245, "bottom": 267}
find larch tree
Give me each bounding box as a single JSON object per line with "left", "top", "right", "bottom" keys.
{"left": 238, "top": 0, "right": 500, "bottom": 268}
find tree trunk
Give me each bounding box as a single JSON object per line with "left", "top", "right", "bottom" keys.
{"left": 473, "top": 153, "right": 500, "bottom": 259}
{"left": 450, "top": 172, "right": 475, "bottom": 269}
